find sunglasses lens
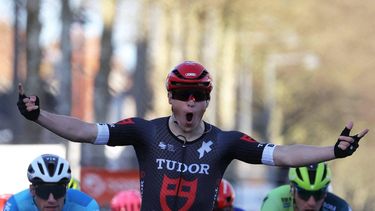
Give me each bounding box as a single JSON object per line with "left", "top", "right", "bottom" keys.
{"left": 35, "top": 184, "right": 67, "bottom": 200}
{"left": 296, "top": 186, "right": 326, "bottom": 201}
{"left": 172, "top": 90, "right": 209, "bottom": 101}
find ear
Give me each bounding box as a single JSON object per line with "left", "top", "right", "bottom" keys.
{"left": 30, "top": 184, "right": 36, "bottom": 196}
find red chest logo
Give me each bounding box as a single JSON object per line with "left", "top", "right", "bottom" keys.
{"left": 160, "top": 175, "right": 197, "bottom": 211}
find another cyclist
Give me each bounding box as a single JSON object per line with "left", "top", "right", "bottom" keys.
{"left": 67, "top": 177, "right": 80, "bottom": 190}
{"left": 213, "top": 178, "right": 245, "bottom": 211}
{"left": 17, "top": 61, "right": 368, "bottom": 210}
{"left": 261, "top": 163, "right": 351, "bottom": 211}
{"left": 110, "top": 189, "right": 142, "bottom": 211}
{"left": 4, "top": 154, "right": 99, "bottom": 211}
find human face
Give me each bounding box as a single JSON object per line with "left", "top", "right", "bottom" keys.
{"left": 168, "top": 89, "right": 209, "bottom": 133}
{"left": 293, "top": 185, "right": 327, "bottom": 211}
{"left": 31, "top": 183, "right": 67, "bottom": 211}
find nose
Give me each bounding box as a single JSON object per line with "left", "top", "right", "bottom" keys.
{"left": 47, "top": 193, "right": 58, "bottom": 201}
{"left": 305, "top": 195, "right": 317, "bottom": 206}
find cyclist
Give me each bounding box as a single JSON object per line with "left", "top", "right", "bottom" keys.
{"left": 214, "top": 179, "right": 245, "bottom": 211}
{"left": 17, "top": 61, "right": 368, "bottom": 210}
{"left": 110, "top": 189, "right": 142, "bottom": 211}
{"left": 261, "top": 163, "right": 351, "bottom": 211}
{"left": 67, "top": 177, "right": 80, "bottom": 190}
{"left": 4, "top": 154, "right": 99, "bottom": 211}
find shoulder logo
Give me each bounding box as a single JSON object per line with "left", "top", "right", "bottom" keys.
{"left": 240, "top": 134, "right": 256, "bottom": 143}
{"left": 117, "top": 118, "right": 134, "bottom": 125}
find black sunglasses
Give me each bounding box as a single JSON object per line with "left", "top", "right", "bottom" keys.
{"left": 35, "top": 184, "right": 67, "bottom": 200}
{"left": 294, "top": 185, "right": 327, "bottom": 201}
{"left": 171, "top": 89, "right": 210, "bottom": 102}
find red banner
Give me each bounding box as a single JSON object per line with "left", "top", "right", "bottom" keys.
{"left": 80, "top": 167, "right": 140, "bottom": 207}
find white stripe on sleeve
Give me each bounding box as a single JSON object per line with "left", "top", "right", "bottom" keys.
{"left": 94, "top": 123, "right": 109, "bottom": 145}
{"left": 261, "top": 143, "right": 276, "bottom": 166}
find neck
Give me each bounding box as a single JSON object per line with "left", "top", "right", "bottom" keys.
{"left": 169, "top": 116, "right": 205, "bottom": 142}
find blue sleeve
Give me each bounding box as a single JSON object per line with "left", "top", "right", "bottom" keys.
{"left": 3, "top": 196, "right": 19, "bottom": 211}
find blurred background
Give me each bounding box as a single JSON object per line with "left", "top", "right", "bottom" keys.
{"left": 0, "top": 0, "right": 374, "bottom": 210}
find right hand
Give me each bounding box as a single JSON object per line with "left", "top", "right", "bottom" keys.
{"left": 17, "top": 83, "right": 40, "bottom": 121}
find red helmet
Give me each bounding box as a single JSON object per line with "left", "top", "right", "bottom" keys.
{"left": 166, "top": 61, "right": 213, "bottom": 92}
{"left": 110, "top": 189, "right": 141, "bottom": 211}
{"left": 215, "top": 179, "right": 235, "bottom": 209}
{"left": 0, "top": 194, "right": 12, "bottom": 210}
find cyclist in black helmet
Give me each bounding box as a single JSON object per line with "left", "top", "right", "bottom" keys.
{"left": 261, "top": 163, "right": 351, "bottom": 211}
{"left": 17, "top": 61, "right": 368, "bottom": 210}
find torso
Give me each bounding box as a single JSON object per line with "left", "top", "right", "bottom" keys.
{"left": 106, "top": 116, "right": 272, "bottom": 211}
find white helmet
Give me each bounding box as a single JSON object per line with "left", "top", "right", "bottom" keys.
{"left": 27, "top": 154, "right": 71, "bottom": 184}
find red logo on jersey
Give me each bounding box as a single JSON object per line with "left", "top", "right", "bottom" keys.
{"left": 117, "top": 118, "right": 134, "bottom": 125}
{"left": 160, "top": 175, "right": 197, "bottom": 211}
{"left": 240, "top": 134, "right": 256, "bottom": 143}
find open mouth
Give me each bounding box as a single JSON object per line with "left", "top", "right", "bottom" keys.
{"left": 186, "top": 113, "right": 193, "bottom": 122}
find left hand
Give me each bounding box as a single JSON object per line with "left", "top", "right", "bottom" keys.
{"left": 334, "top": 121, "right": 369, "bottom": 158}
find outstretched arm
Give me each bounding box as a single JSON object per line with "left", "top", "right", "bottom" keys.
{"left": 17, "top": 83, "right": 97, "bottom": 143}
{"left": 273, "top": 122, "right": 369, "bottom": 166}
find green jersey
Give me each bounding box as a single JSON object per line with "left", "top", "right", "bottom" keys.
{"left": 261, "top": 185, "right": 352, "bottom": 211}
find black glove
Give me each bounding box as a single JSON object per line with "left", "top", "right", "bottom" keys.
{"left": 17, "top": 93, "right": 40, "bottom": 121}
{"left": 334, "top": 126, "right": 362, "bottom": 158}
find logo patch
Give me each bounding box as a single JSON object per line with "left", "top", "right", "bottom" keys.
{"left": 160, "top": 175, "right": 197, "bottom": 211}
{"left": 197, "top": 141, "right": 213, "bottom": 159}
{"left": 117, "top": 118, "right": 134, "bottom": 125}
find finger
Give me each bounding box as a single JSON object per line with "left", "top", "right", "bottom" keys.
{"left": 338, "top": 141, "right": 351, "bottom": 150}
{"left": 27, "top": 105, "right": 39, "bottom": 112}
{"left": 340, "top": 122, "right": 353, "bottom": 136}
{"left": 339, "top": 136, "right": 354, "bottom": 143}
{"left": 18, "top": 83, "right": 24, "bottom": 96}
{"left": 346, "top": 121, "right": 353, "bottom": 129}
{"left": 357, "top": 128, "right": 369, "bottom": 138}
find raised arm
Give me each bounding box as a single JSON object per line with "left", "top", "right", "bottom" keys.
{"left": 273, "top": 121, "right": 369, "bottom": 166}
{"left": 17, "top": 83, "right": 97, "bottom": 143}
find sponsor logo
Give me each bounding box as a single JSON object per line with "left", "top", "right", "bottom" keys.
{"left": 197, "top": 141, "right": 213, "bottom": 159}
{"left": 158, "top": 142, "right": 176, "bottom": 152}
{"left": 185, "top": 72, "right": 197, "bottom": 77}
{"left": 156, "top": 159, "right": 210, "bottom": 175}
{"left": 117, "top": 118, "right": 134, "bottom": 125}
{"left": 160, "top": 175, "right": 197, "bottom": 211}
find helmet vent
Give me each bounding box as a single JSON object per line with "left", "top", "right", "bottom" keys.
{"left": 172, "top": 69, "right": 184, "bottom": 78}
{"left": 308, "top": 170, "right": 316, "bottom": 185}
{"left": 47, "top": 163, "right": 56, "bottom": 177}
{"left": 296, "top": 167, "right": 303, "bottom": 181}
{"left": 38, "top": 163, "right": 45, "bottom": 175}
{"left": 58, "top": 163, "right": 65, "bottom": 175}
{"left": 28, "top": 165, "right": 35, "bottom": 174}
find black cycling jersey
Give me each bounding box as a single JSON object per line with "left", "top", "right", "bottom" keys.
{"left": 99, "top": 116, "right": 274, "bottom": 211}
{"left": 323, "top": 192, "right": 352, "bottom": 211}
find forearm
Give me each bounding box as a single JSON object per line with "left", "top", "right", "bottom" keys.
{"left": 36, "top": 110, "right": 97, "bottom": 143}
{"left": 273, "top": 144, "right": 335, "bottom": 167}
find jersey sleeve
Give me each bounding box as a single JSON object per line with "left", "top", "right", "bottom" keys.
{"left": 3, "top": 196, "right": 19, "bottom": 211}
{"left": 224, "top": 131, "right": 276, "bottom": 165}
{"left": 94, "top": 117, "right": 151, "bottom": 146}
